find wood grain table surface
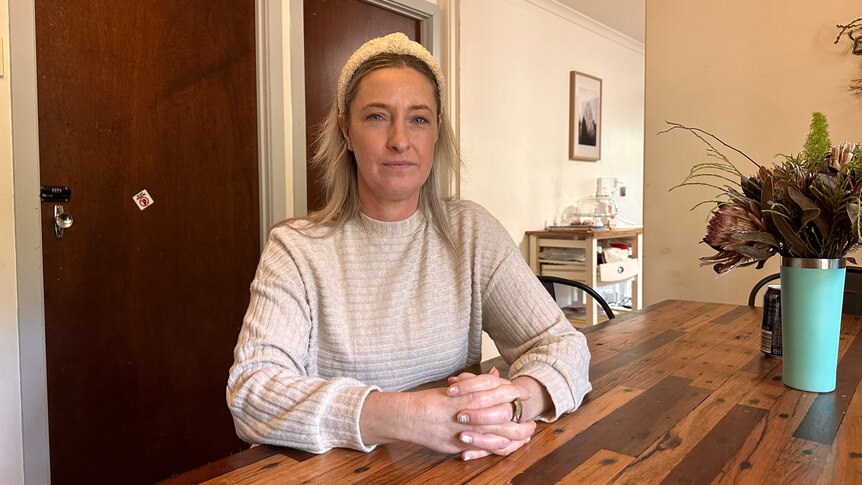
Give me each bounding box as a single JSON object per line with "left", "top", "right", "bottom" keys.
{"left": 162, "top": 300, "right": 862, "bottom": 484}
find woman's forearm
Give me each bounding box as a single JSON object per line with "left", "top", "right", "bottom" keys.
{"left": 359, "top": 388, "right": 464, "bottom": 453}
{"left": 358, "top": 390, "right": 411, "bottom": 446}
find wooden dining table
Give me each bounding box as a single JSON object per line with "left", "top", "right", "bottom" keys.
{"left": 162, "top": 300, "right": 862, "bottom": 484}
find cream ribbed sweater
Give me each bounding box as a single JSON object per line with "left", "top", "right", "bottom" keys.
{"left": 226, "top": 200, "right": 591, "bottom": 453}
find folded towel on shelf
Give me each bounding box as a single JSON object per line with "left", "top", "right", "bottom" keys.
{"left": 538, "top": 248, "right": 586, "bottom": 262}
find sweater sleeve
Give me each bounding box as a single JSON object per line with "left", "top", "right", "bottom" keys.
{"left": 481, "top": 251, "right": 592, "bottom": 421}
{"left": 468, "top": 208, "right": 591, "bottom": 421}
{"left": 226, "top": 233, "right": 379, "bottom": 454}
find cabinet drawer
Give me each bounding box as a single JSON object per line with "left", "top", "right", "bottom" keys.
{"left": 541, "top": 267, "right": 588, "bottom": 280}
{"left": 598, "top": 258, "right": 638, "bottom": 282}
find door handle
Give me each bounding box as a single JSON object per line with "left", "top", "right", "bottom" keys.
{"left": 54, "top": 205, "right": 73, "bottom": 239}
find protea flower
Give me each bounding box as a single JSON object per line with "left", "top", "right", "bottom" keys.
{"left": 700, "top": 197, "right": 778, "bottom": 274}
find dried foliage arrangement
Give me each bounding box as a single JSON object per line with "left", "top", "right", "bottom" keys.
{"left": 666, "top": 112, "right": 862, "bottom": 275}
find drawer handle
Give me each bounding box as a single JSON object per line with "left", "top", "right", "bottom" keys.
{"left": 617, "top": 266, "right": 624, "bottom": 273}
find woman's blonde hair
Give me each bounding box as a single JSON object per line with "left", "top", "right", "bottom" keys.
{"left": 286, "top": 53, "right": 461, "bottom": 252}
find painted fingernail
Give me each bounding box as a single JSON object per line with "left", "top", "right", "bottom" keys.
{"left": 526, "top": 436, "right": 532, "bottom": 443}
{"left": 463, "top": 452, "right": 473, "bottom": 461}
{"left": 460, "top": 433, "right": 473, "bottom": 444}
{"left": 448, "top": 386, "right": 459, "bottom": 396}
{"left": 458, "top": 414, "right": 469, "bottom": 423}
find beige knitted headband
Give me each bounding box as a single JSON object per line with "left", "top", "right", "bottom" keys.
{"left": 337, "top": 32, "right": 445, "bottom": 115}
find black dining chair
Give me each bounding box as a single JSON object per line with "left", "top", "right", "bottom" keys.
{"left": 538, "top": 275, "right": 615, "bottom": 320}
{"left": 747, "top": 266, "right": 862, "bottom": 315}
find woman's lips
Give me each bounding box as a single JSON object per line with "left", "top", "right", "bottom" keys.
{"left": 383, "top": 161, "right": 415, "bottom": 169}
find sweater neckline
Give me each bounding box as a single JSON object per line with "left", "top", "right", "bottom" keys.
{"left": 357, "top": 208, "right": 426, "bottom": 237}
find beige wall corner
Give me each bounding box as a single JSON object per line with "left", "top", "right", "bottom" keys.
{"left": 644, "top": 0, "right": 862, "bottom": 306}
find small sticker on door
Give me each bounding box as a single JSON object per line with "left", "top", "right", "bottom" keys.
{"left": 132, "top": 189, "right": 155, "bottom": 211}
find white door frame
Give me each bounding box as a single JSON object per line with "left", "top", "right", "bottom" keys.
{"left": 10, "top": 0, "right": 50, "bottom": 481}
{"left": 10, "top": 0, "right": 450, "bottom": 482}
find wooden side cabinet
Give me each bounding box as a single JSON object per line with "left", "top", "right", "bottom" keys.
{"left": 526, "top": 227, "right": 643, "bottom": 326}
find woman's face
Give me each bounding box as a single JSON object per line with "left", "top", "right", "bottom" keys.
{"left": 340, "top": 67, "right": 438, "bottom": 221}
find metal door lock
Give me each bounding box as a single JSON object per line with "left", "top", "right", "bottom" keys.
{"left": 41, "top": 185, "right": 72, "bottom": 202}
{"left": 54, "top": 205, "right": 73, "bottom": 239}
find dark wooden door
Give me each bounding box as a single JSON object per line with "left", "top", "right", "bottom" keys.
{"left": 303, "top": 0, "right": 421, "bottom": 212}
{"left": 35, "top": 1, "right": 259, "bottom": 483}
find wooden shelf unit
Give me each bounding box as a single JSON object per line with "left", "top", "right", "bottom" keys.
{"left": 526, "top": 227, "right": 643, "bottom": 326}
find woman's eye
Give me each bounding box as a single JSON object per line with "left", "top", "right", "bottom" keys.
{"left": 366, "top": 113, "right": 384, "bottom": 121}
{"left": 412, "top": 116, "right": 429, "bottom": 125}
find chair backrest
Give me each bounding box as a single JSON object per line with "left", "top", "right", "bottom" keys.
{"left": 747, "top": 273, "right": 780, "bottom": 306}
{"left": 537, "top": 275, "right": 615, "bottom": 319}
{"left": 843, "top": 267, "right": 862, "bottom": 315}
{"left": 747, "top": 267, "right": 862, "bottom": 315}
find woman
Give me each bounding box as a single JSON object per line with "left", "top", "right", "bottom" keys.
{"left": 226, "top": 33, "right": 591, "bottom": 461}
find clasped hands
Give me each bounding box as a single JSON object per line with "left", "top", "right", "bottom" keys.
{"left": 361, "top": 368, "right": 541, "bottom": 460}
{"left": 441, "top": 368, "right": 537, "bottom": 461}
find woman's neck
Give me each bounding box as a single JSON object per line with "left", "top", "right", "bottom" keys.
{"left": 358, "top": 196, "right": 420, "bottom": 222}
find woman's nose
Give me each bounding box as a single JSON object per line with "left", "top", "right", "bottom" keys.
{"left": 387, "top": 122, "right": 409, "bottom": 151}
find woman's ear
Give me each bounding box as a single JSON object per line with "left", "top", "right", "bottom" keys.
{"left": 338, "top": 113, "right": 352, "bottom": 151}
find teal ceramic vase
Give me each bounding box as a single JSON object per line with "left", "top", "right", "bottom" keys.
{"left": 780, "top": 257, "right": 846, "bottom": 392}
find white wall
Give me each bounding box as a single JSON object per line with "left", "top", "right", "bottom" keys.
{"left": 457, "top": 0, "right": 644, "bottom": 358}
{"left": 459, "top": 0, "right": 645, "bottom": 245}
{"left": 644, "top": 0, "right": 862, "bottom": 306}
{"left": 0, "top": 0, "right": 26, "bottom": 481}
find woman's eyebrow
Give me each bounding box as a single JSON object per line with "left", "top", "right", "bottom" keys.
{"left": 359, "top": 102, "right": 433, "bottom": 112}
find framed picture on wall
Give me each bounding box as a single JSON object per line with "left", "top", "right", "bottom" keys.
{"left": 569, "top": 71, "right": 602, "bottom": 161}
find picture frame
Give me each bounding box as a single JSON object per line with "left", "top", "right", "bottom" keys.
{"left": 569, "top": 71, "right": 602, "bottom": 161}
